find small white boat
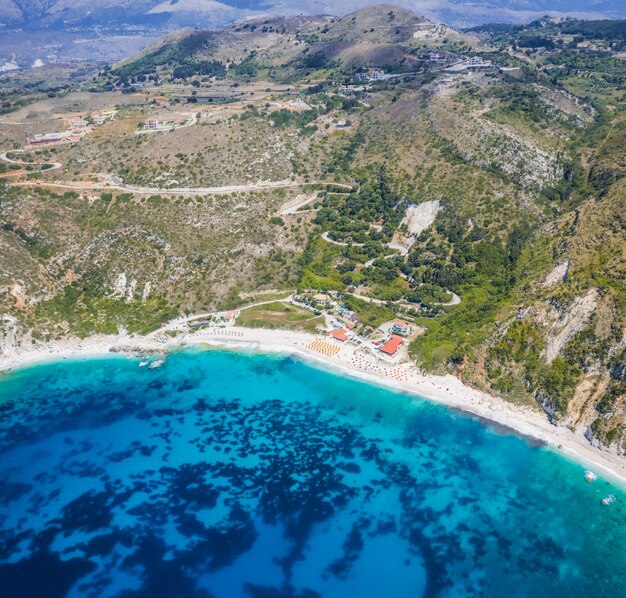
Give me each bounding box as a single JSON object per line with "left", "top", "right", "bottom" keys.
{"left": 149, "top": 358, "right": 165, "bottom": 369}
{"left": 601, "top": 494, "right": 616, "bottom": 506}
{"left": 139, "top": 361, "right": 149, "bottom": 367}
{"left": 584, "top": 470, "right": 597, "bottom": 483}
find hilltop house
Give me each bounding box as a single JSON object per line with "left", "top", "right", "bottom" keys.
{"left": 391, "top": 320, "right": 411, "bottom": 336}
{"left": 355, "top": 70, "right": 385, "bottom": 82}
{"left": 466, "top": 56, "right": 492, "bottom": 67}
{"left": 446, "top": 57, "right": 493, "bottom": 72}
{"left": 338, "top": 84, "right": 366, "bottom": 94}
{"left": 28, "top": 131, "right": 80, "bottom": 145}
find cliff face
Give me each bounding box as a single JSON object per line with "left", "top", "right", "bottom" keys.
{"left": 462, "top": 119, "right": 626, "bottom": 454}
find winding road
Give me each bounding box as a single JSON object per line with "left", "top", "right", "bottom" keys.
{"left": 322, "top": 231, "right": 410, "bottom": 265}
{"left": 321, "top": 229, "right": 461, "bottom": 307}
{"left": 0, "top": 150, "right": 62, "bottom": 177}
{"left": 9, "top": 177, "right": 354, "bottom": 197}
{"left": 2, "top": 146, "right": 355, "bottom": 197}
{"left": 279, "top": 193, "right": 320, "bottom": 215}
{"left": 277, "top": 186, "right": 354, "bottom": 215}
{"left": 321, "top": 231, "right": 364, "bottom": 247}
{"left": 434, "top": 291, "right": 462, "bottom": 306}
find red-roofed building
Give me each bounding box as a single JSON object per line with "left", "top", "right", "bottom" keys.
{"left": 379, "top": 335, "right": 404, "bottom": 356}
{"left": 329, "top": 328, "right": 349, "bottom": 342}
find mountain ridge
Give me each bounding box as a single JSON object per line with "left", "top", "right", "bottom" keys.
{"left": 2, "top": 1, "right": 624, "bottom": 65}
{"left": 2, "top": 0, "right": 625, "bottom": 30}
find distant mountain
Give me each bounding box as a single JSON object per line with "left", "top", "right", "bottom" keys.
{"left": 1, "top": 1, "right": 625, "bottom": 65}
{"left": 2, "top": 0, "right": 625, "bottom": 30}
{"left": 109, "top": 5, "right": 437, "bottom": 82}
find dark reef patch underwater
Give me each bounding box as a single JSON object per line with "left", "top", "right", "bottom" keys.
{"left": 0, "top": 349, "right": 625, "bottom": 597}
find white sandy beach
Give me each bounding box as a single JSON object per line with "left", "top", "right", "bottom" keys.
{"left": 2, "top": 325, "right": 625, "bottom": 489}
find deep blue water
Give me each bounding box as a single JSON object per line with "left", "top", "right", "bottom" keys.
{"left": 0, "top": 349, "right": 625, "bottom": 598}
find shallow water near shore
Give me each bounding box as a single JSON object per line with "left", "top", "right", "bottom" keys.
{"left": 0, "top": 349, "right": 625, "bottom": 597}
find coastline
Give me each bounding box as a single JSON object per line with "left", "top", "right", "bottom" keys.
{"left": 2, "top": 325, "right": 626, "bottom": 489}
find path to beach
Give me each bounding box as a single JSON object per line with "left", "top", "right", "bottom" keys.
{"left": 1, "top": 325, "right": 625, "bottom": 489}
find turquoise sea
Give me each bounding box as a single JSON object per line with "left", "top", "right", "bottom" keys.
{"left": 0, "top": 349, "right": 625, "bottom": 597}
